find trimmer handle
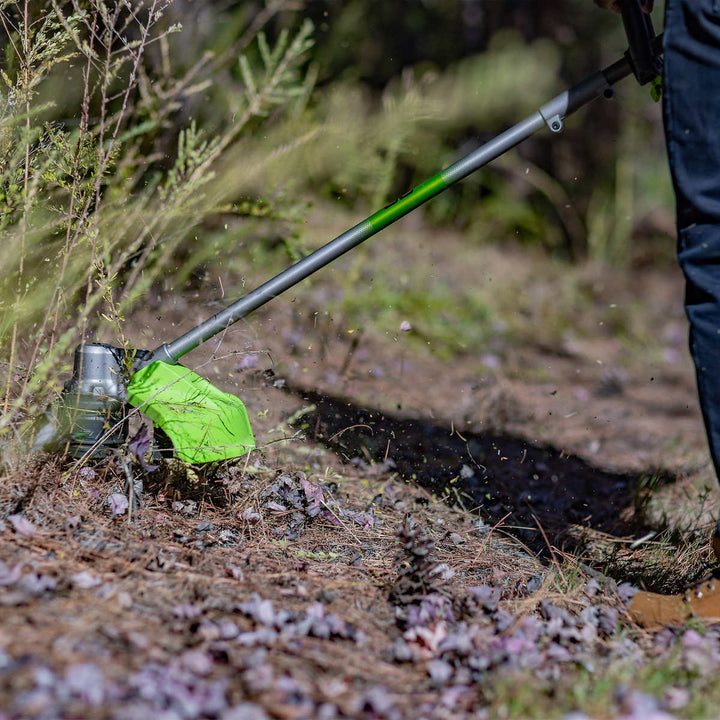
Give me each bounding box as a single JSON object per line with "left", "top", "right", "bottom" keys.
{"left": 619, "top": 0, "right": 662, "bottom": 85}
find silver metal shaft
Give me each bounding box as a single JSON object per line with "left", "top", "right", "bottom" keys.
{"left": 146, "top": 53, "right": 635, "bottom": 367}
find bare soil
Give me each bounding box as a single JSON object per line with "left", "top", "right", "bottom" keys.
{"left": 2, "top": 218, "right": 719, "bottom": 719}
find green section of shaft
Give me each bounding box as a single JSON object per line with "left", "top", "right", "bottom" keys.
{"left": 150, "top": 171, "right": 452, "bottom": 364}
{"left": 367, "top": 173, "right": 449, "bottom": 231}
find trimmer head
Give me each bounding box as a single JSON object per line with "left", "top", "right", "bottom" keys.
{"left": 63, "top": 343, "right": 129, "bottom": 456}
{"left": 32, "top": 343, "right": 129, "bottom": 457}
{"left": 32, "top": 341, "right": 255, "bottom": 463}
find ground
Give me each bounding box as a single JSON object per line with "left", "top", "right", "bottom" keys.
{"left": 2, "top": 211, "right": 720, "bottom": 719}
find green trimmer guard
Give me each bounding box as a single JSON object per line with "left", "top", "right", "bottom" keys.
{"left": 126, "top": 361, "right": 255, "bottom": 464}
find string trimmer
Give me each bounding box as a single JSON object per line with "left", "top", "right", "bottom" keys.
{"left": 31, "top": 0, "right": 663, "bottom": 464}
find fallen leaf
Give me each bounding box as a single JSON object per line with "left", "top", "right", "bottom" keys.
{"left": 65, "top": 515, "right": 82, "bottom": 529}
{"left": 0, "top": 560, "right": 23, "bottom": 586}
{"left": 8, "top": 514, "right": 36, "bottom": 538}
{"left": 300, "top": 477, "right": 325, "bottom": 517}
{"left": 65, "top": 663, "right": 105, "bottom": 705}
{"left": 108, "top": 493, "right": 128, "bottom": 517}
{"left": 128, "top": 423, "right": 159, "bottom": 472}
{"left": 71, "top": 571, "right": 102, "bottom": 590}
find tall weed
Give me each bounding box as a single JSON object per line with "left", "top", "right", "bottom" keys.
{"left": 0, "top": 0, "right": 313, "bottom": 446}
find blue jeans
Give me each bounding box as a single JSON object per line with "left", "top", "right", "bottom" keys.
{"left": 663, "top": 0, "right": 720, "bottom": 478}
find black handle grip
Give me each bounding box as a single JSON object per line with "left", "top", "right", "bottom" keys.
{"left": 619, "top": 0, "right": 662, "bottom": 85}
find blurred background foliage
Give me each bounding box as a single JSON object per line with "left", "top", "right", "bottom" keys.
{"left": 0, "top": 0, "right": 673, "bottom": 435}
{"left": 163, "top": 0, "right": 672, "bottom": 265}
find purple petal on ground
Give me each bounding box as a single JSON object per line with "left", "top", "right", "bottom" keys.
{"left": 242, "top": 663, "right": 275, "bottom": 693}
{"left": 540, "top": 598, "right": 573, "bottom": 624}
{"left": 681, "top": 629, "right": 704, "bottom": 648}
{"left": 468, "top": 584, "right": 501, "bottom": 612}
{"left": 0, "top": 560, "right": 23, "bottom": 586}
{"left": 225, "top": 563, "right": 244, "bottom": 580}
{"left": 440, "top": 685, "right": 472, "bottom": 709}
{"left": 662, "top": 347, "right": 680, "bottom": 365}
{"left": 275, "top": 673, "right": 303, "bottom": 695}
{"left": 362, "top": 685, "right": 395, "bottom": 715}
{"left": 493, "top": 609, "right": 515, "bottom": 632}
{"left": 173, "top": 603, "right": 203, "bottom": 620}
{"left": 427, "top": 659, "right": 454, "bottom": 684}
{"left": 594, "top": 605, "right": 618, "bottom": 637}
{"left": 316, "top": 703, "right": 339, "bottom": 720}
{"left": 108, "top": 493, "right": 129, "bottom": 516}
{"left": 617, "top": 686, "right": 649, "bottom": 712}
{"left": 78, "top": 466, "right": 97, "bottom": 480}
{"left": 391, "top": 637, "right": 414, "bottom": 662}
{"left": 399, "top": 321, "right": 412, "bottom": 332}
{"left": 172, "top": 499, "right": 198, "bottom": 516}
{"left": 404, "top": 623, "right": 449, "bottom": 654}
{"left": 71, "top": 571, "right": 102, "bottom": 589}
{"left": 179, "top": 650, "right": 213, "bottom": 676}
{"left": 502, "top": 636, "right": 535, "bottom": 656}
{"left": 350, "top": 511, "right": 374, "bottom": 528}
{"left": 480, "top": 353, "right": 500, "bottom": 369}
{"left": 0, "top": 648, "right": 11, "bottom": 671}
{"left": 0, "top": 519, "right": 5, "bottom": 532}
{"left": 13, "top": 688, "right": 54, "bottom": 715}
{"left": 128, "top": 424, "right": 159, "bottom": 472}
{"left": 33, "top": 666, "right": 56, "bottom": 688}
{"left": 236, "top": 628, "right": 278, "bottom": 647}
{"left": 129, "top": 662, "right": 229, "bottom": 717}
{"left": 664, "top": 686, "right": 690, "bottom": 711}
{"left": 617, "top": 582, "right": 639, "bottom": 604}
{"left": 546, "top": 642, "right": 572, "bottom": 662}
{"left": 239, "top": 508, "right": 262, "bottom": 524}
{"left": 221, "top": 703, "right": 270, "bottom": 720}
{"left": 439, "top": 628, "right": 474, "bottom": 657}
{"left": 235, "top": 354, "right": 259, "bottom": 371}
{"left": 264, "top": 501, "right": 287, "bottom": 513}
{"left": 66, "top": 515, "right": 82, "bottom": 529}
{"left": 300, "top": 478, "right": 325, "bottom": 517}
{"left": 217, "top": 620, "right": 240, "bottom": 640}
{"left": 320, "top": 510, "right": 342, "bottom": 526}
{"left": 65, "top": 662, "right": 105, "bottom": 705}
{"left": 518, "top": 616, "right": 543, "bottom": 642}
{"left": 8, "top": 514, "right": 36, "bottom": 538}
{"left": 651, "top": 628, "right": 676, "bottom": 655}
{"left": 239, "top": 594, "right": 289, "bottom": 628}
{"left": 406, "top": 594, "right": 455, "bottom": 628}
{"left": 18, "top": 573, "right": 56, "bottom": 595}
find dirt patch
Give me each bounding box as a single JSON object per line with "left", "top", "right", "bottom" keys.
{"left": 4, "top": 223, "right": 720, "bottom": 718}
{"left": 286, "top": 388, "right": 648, "bottom": 548}
{"left": 0, "top": 453, "right": 543, "bottom": 719}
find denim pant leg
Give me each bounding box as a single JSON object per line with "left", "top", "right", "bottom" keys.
{"left": 663, "top": 0, "right": 720, "bottom": 477}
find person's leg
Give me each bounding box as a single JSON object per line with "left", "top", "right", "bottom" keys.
{"left": 663, "top": 0, "right": 720, "bottom": 507}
